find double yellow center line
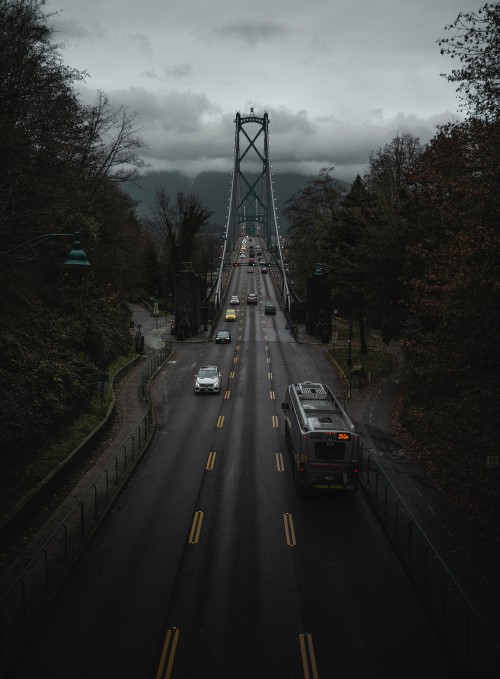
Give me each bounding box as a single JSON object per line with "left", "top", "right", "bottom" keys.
{"left": 156, "top": 627, "right": 180, "bottom": 679}
{"left": 188, "top": 511, "right": 204, "bottom": 544}
{"left": 299, "top": 633, "right": 319, "bottom": 679}
{"left": 283, "top": 512, "right": 297, "bottom": 546}
{"left": 206, "top": 451, "right": 217, "bottom": 470}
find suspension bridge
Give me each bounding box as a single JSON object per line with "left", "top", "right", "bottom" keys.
{"left": 175, "top": 109, "right": 317, "bottom": 338}
{"left": 215, "top": 109, "right": 291, "bottom": 313}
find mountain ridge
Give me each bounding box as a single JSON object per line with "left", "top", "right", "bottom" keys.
{"left": 125, "top": 170, "right": 352, "bottom": 230}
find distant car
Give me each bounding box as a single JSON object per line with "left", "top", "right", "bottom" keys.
{"left": 247, "top": 293, "right": 258, "bottom": 304}
{"left": 230, "top": 295, "right": 240, "bottom": 305}
{"left": 225, "top": 308, "right": 237, "bottom": 321}
{"left": 194, "top": 365, "right": 221, "bottom": 394}
{"left": 215, "top": 330, "right": 231, "bottom": 344}
{"left": 261, "top": 268, "right": 268, "bottom": 274}
{"left": 264, "top": 304, "right": 276, "bottom": 315}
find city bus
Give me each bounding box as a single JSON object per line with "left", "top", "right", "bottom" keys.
{"left": 282, "top": 381, "right": 360, "bottom": 490}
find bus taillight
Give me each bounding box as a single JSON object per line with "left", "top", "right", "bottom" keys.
{"left": 298, "top": 462, "right": 306, "bottom": 476}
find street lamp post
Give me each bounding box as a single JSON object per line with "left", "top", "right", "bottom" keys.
{"left": 0, "top": 231, "right": 90, "bottom": 269}
{"left": 347, "top": 308, "right": 353, "bottom": 368}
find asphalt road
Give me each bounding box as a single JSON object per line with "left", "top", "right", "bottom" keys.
{"left": 7, "top": 260, "right": 459, "bottom": 678}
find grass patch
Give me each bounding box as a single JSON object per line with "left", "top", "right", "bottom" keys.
{"left": 42, "top": 350, "right": 136, "bottom": 461}
{"left": 328, "top": 318, "right": 394, "bottom": 384}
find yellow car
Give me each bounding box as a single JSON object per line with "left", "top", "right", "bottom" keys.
{"left": 225, "top": 308, "right": 237, "bottom": 321}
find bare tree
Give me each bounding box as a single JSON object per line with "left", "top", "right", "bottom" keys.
{"left": 146, "top": 189, "right": 212, "bottom": 298}
{"left": 78, "top": 91, "right": 147, "bottom": 195}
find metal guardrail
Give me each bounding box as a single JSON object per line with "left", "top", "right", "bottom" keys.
{"left": 358, "top": 440, "right": 500, "bottom": 679}
{"left": 0, "top": 344, "right": 171, "bottom": 671}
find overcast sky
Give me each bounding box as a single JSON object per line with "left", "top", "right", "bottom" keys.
{"left": 47, "top": 0, "right": 475, "bottom": 183}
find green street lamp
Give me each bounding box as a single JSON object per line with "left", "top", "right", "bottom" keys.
{"left": 0, "top": 231, "right": 90, "bottom": 269}
{"left": 63, "top": 236, "right": 91, "bottom": 266}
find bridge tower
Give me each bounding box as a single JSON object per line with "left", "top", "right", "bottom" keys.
{"left": 227, "top": 109, "right": 273, "bottom": 248}
{"left": 216, "top": 109, "right": 290, "bottom": 312}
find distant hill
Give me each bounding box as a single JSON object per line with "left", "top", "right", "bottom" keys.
{"left": 125, "top": 171, "right": 351, "bottom": 232}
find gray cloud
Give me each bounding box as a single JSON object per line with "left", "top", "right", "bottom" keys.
{"left": 165, "top": 62, "right": 193, "bottom": 79}
{"left": 85, "top": 85, "right": 457, "bottom": 182}
{"left": 48, "top": 0, "right": 471, "bottom": 184}
{"left": 214, "top": 20, "right": 289, "bottom": 46}
{"left": 128, "top": 33, "right": 153, "bottom": 60}
{"left": 51, "top": 16, "right": 103, "bottom": 42}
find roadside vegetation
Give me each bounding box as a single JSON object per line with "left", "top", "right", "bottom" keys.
{"left": 0, "top": 349, "right": 136, "bottom": 519}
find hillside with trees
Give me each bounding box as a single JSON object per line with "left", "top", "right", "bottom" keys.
{"left": 0, "top": 0, "right": 149, "bottom": 507}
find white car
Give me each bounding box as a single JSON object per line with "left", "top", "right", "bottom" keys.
{"left": 230, "top": 295, "right": 240, "bottom": 305}
{"left": 194, "top": 365, "right": 221, "bottom": 394}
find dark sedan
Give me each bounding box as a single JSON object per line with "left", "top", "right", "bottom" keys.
{"left": 215, "top": 330, "right": 231, "bottom": 343}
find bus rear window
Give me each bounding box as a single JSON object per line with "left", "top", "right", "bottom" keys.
{"left": 314, "top": 441, "right": 345, "bottom": 461}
